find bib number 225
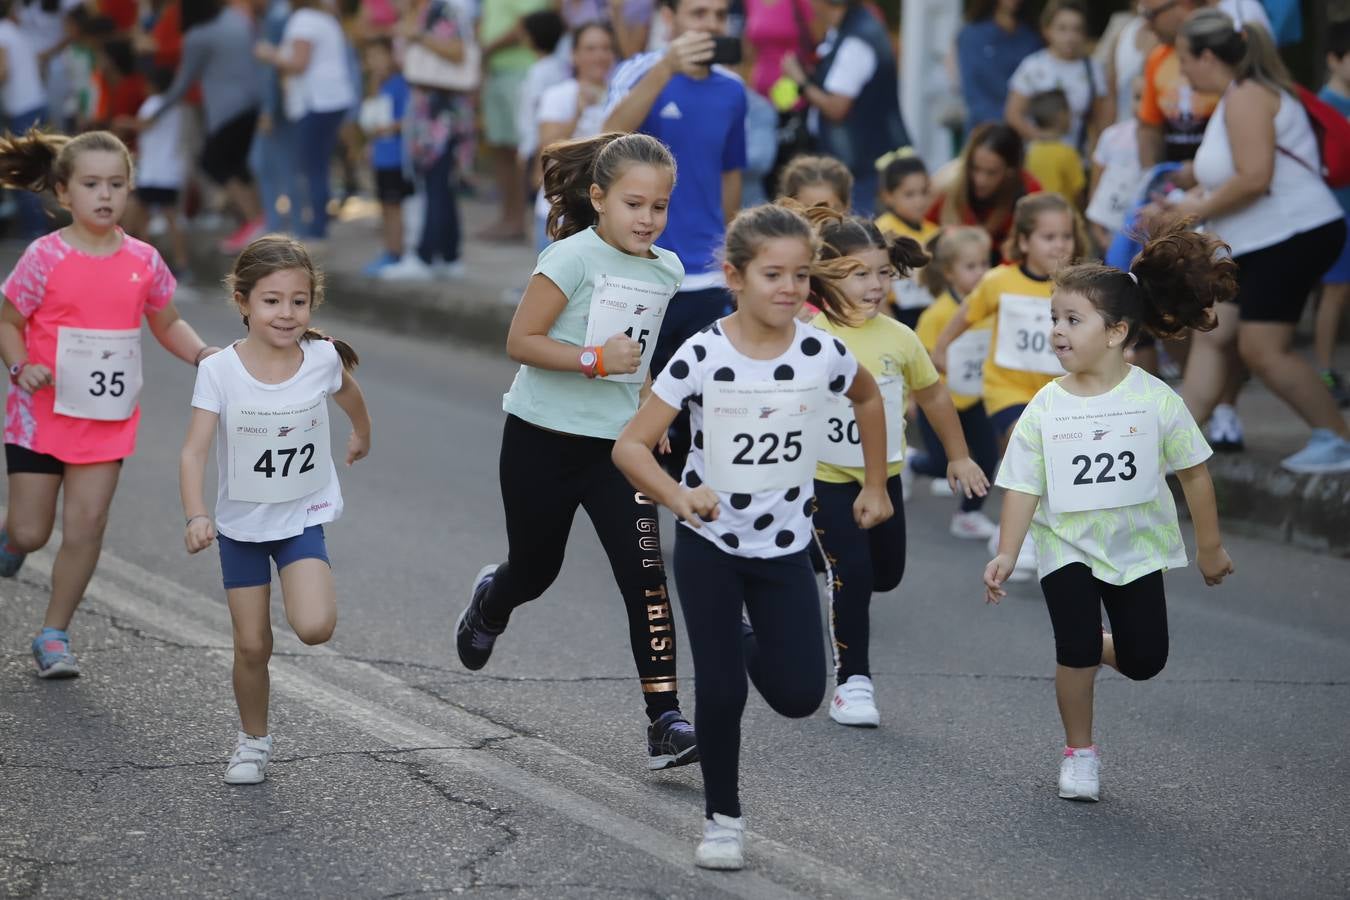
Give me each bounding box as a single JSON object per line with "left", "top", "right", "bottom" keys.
{"left": 253, "top": 445, "right": 317, "bottom": 479}
{"left": 732, "top": 430, "right": 803, "bottom": 465}
{"left": 89, "top": 371, "right": 127, "bottom": 397}
{"left": 1072, "top": 451, "right": 1137, "bottom": 485}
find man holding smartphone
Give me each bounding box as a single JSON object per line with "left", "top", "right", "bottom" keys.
{"left": 603, "top": 0, "right": 748, "bottom": 475}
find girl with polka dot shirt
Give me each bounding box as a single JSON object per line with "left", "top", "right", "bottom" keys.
{"left": 614, "top": 203, "right": 894, "bottom": 871}
{"left": 0, "top": 131, "right": 216, "bottom": 679}
{"left": 985, "top": 222, "right": 1235, "bottom": 803}
{"left": 804, "top": 209, "right": 990, "bottom": 729}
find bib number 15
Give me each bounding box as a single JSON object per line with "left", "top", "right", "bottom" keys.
{"left": 1072, "top": 450, "right": 1137, "bottom": 485}
{"left": 253, "top": 445, "right": 318, "bottom": 479}
{"left": 732, "top": 430, "right": 803, "bottom": 465}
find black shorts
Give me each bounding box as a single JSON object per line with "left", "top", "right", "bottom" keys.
{"left": 5, "top": 443, "right": 124, "bottom": 475}
{"left": 374, "top": 167, "right": 413, "bottom": 205}
{"left": 200, "top": 110, "right": 259, "bottom": 185}
{"left": 1230, "top": 219, "right": 1347, "bottom": 323}
{"left": 136, "top": 186, "right": 179, "bottom": 208}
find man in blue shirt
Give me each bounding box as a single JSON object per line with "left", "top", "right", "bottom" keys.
{"left": 603, "top": 0, "right": 747, "bottom": 472}
{"left": 955, "top": 3, "right": 1042, "bottom": 132}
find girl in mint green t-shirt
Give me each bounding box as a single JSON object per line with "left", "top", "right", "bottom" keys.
{"left": 985, "top": 221, "right": 1236, "bottom": 804}
{"left": 454, "top": 133, "right": 699, "bottom": 773}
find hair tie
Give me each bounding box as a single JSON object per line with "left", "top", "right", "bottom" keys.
{"left": 1127, "top": 271, "right": 1139, "bottom": 285}
{"left": 875, "top": 146, "right": 917, "bottom": 172}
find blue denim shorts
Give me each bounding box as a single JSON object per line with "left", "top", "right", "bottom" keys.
{"left": 217, "top": 525, "right": 329, "bottom": 590}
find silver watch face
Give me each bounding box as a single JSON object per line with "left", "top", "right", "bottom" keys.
{"left": 580, "top": 351, "right": 597, "bottom": 366}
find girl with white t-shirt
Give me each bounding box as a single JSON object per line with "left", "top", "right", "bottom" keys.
{"left": 613, "top": 202, "right": 893, "bottom": 871}
{"left": 181, "top": 236, "right": 372, "bottom": 786}
{"left": 1005, "top": 0, "right": 1106, "bottom": 153}
{"left": 986, "top": 221, "right": 1235, "bottom": 804}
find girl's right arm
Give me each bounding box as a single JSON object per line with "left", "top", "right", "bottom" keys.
{"left": 180, "top": 408, "right": 219, "bottom": 553}
{"left": 931, "top": 300, "right": 975, "bottom": 375}
{"left": 983, "top": 489, "right": 1039, "bottom": 604}
{"left": 506, "top": 273, "right": 642, "bottom": 375}
{"left": 0, "top": 299, "right": 51, "bottom": 392}
{"left": 612, "top": 396, "right": 720, "bottom": 526}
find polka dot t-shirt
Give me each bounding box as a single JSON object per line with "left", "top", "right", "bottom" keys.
{"left": 652, "top": 318, "right": 858, "bottom": 559}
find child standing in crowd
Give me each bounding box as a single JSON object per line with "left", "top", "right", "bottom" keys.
{"left": 1317, "top": 20, "right": 1350, "bottom": 407}
{"left": 806, "top": 210, "right": 988, "bottom": 727}
{"left": 986, "top": 221, "right": 1235, "bottom": 802}
{"left": 1023, "top": 89, "right": 1085, "bottom": 205}
{"left": 181, "top": 236, "right": 372, "bottom": 784}
{"left": 933, "top": 192, "right": 1087, "bottom": 579}
{"left": 777, "top": 154, "right": 852, "bottom": 212}
{"left": 873, "top": 149, "right": 939, "bottom": 328}
{"left": 359, "top": 37, "right": 413, "bottom": 277}
{"left": 613, "top": 203, "right": 892, "bottom": 870}
{"left": 1087, "top": 76, "right": 1143, "bottom": 254}
{"left": 127, "top": 66, "right": 189, "bottom": 277}
{"left": 0, "top": 130, "right": 215, "bottom": 677}
{"left": 454, "top": 133, "right": 699, "bottom": 772}
{"left": 1004, "top": 0, "right": 1105, "bottom": 155}
{"left": 912, "top": 226, "right": 999, "bottom": 540}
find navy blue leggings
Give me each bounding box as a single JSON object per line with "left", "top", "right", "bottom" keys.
{"left": 296, "top": 109, "right": 345, "bottom": 238}
{"left": 908, "top": 404, "right": 998, "bottom": 512}
{"left": 674, "top": 527, "right": 826, "bottom": 818}
{"left": 812, "top": 474, "right": 906, "bottom": 681}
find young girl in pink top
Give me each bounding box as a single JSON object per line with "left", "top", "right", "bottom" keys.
{"left": 0, "top": 130, "right": 216, "bottom": 678}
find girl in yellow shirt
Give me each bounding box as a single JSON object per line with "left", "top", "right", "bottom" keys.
{"left": 874, "top": 150, "right": 941, "bottom": 329}
{"left": 912, "top": 227, "right": 1000, "bottom": 540}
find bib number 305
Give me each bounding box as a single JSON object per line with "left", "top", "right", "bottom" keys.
{"left": 227, "top": 395, "right": 333, "bottom": 504}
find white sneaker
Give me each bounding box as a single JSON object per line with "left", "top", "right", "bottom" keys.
{"left": 929, "top": 477, "right": 954, "bottom": 498}
{"left": 224, "top": 731, "right": 273, "bottom": 785}
{"left": 950, "top": 510, "right": 997, "bottom": 540}
{"left": 433, "top": 260, "right": 466, "bottom": 279}
{"left": 829, "top": 675, "right": 880, "bottom": 727}
{"left": 1058, "top": 747, "right": 1100, "bottom": 801}
{"left": 695, "top": 813, "right": 745, "bottom": 870}
{"left": 379, "top": 255, "right": 434, "bottom": 281}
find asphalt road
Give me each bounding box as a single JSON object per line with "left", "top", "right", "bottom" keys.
{"left": 1, "top": 298, "right": 1347, "bottom": 899}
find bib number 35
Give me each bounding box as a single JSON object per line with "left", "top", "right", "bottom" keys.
{"left": 89, "top": 370, "right": 127, "bottom": 397}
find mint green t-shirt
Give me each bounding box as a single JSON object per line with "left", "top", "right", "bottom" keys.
{"left": 994, "top": 366, "right": 1213, "bottom": 585}
{"left": 502, "top": 227, "right": 684, "bottom": 440}
{"left": 481, "top": 0, "right": 550, "bottom": 73}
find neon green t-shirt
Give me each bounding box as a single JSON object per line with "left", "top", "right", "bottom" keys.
{"left": 481, "top": 0, "right": 551, "bottom": 73}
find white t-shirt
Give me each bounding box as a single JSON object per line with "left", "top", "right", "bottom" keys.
{"left": 16, "top": 0, "right": 83, "bottom": 54}
{"left": 1008, "top": 49, "right": 1106, "bottom": 147}
{"left": 652, "top": 319, "right": 858, "bottom": 560}
{"left": 532, "top": 78, "right": 609, "bottom": 217}
{"left": 135, "top": 95, "right": 186, "bottom": 190}
{"left": 1215, "top": 0, "right": 1272, "bottom": 32}
{"left": 191, "top": 339, "right": 346, "bottom": 542}
{"left": 1086, "top": 118, "right": 1141, "bottom": 231}
{"left": 281, "top": 8, "right": 356, "bottom": 120}
{"left": 516, "top": 51, "right": 573, "bottom": 163}
{"left": 0, "top": 19, "right": 47, "bottom": 117}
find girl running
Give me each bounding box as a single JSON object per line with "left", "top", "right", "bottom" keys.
{"left": 912, "top": 227, "right": 1000, "bottom": 540}
{"left": 180, "top": 235, "right": 372, "bottom": 785}
{"left": 0, "top": 130, "right": 216, "bottom": 678}
{"left": 805, "top": 209, "right": 988, "bottom": 728}
{"left": 985, "top": 220, "right": 1235, "bottom": 802}
{"left": 613, "top": 203, "right": 892, "bottom": 870}
{"left": 932, "top": 192, "right": 1088, "bottom": 580}
{"left": 776, "top": 154, "right": 852, "bottom": 213}
{"left": 873, "top": 148, "right": 939, "bottom": 328}
{"left": 453, "top": 132, "right": 699, "bottom": 772}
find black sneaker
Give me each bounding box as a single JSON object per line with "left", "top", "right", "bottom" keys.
{"left": 455, "top": 564, "right": 504, "bottom": 671}
{"left": 1322, "top": 370, "right": 1350, "bottom": 409}
{"left": 647, "top": 710, "right": 699, "bottom": 771}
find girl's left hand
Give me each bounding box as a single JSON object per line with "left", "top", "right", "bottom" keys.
{"left": 852, "top": 484, "right": 894, "bottom": 530}
{"left": 1197, "top": 544, "right": 1234, "bottom": 586}
{"left": 346, "top": 431, "right": 370, "bottom": 466}
{"left": 947, "top": 458, "right": 990, "bottom": 499}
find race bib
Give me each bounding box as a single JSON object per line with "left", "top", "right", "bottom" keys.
{"left": 227, "top": 395, "right": 333, "bottom": 504}
{"left": 358, "top": 95, "right": 394, "bottom": 135}
{"left": 1043, "top": 402, "right": 1160, "bottom": 513}
{"left": 704, "top": 380, "right": 826, "bottom": 492}
{"left": 892, "top": 277, "right": 934, "bottom": 311}
{"left": 53, "top": 327, "right": 143, "bottom": 421}
{"left": 946, "top": 329, "right": 991, "bottom": 397}
{"left": 1085, "top": 164, "right": 1142, "bottom": 232}
{"left": 995, "top": 294, "right": 1064, "bottom": 376}
{"left": 819, "top": 377, "right": 905, "bottom": 467}
{"left": 583, "top": 273, "right": 675, "bottom": 384}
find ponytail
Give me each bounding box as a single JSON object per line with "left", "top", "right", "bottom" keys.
{"left": 794, "top": 199, "right": 929, "bottom": 278}
{"left": 1180, "top": 11, "right": 1295, "bottom": 96}
{"left": 1054, "top": 219, "right": 1236, "bottom": 345}
{"left": 302, "top": 328, "right": 360, "bottom": 371}
{"left": 0, "top": 128, "right": 132, "bottom": 195}
{"left": 540, "top": 132, "right": 676, "bottom": 242}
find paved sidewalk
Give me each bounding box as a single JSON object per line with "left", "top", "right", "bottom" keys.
{"left": 179, "top": 201, "right": 1350, "bottom": 557}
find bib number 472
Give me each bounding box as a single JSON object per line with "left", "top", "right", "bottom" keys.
{"left": 89, "top": 371, "right": 126, "bottom": 397}
{"left": 253, "top": 444, "right": 318, "bottom": 479}
{"left": 1072, "top": 450, "right": 1138, "bottom": 485}
{"left": 732, "top": 430, "right": 803, "bottom": 465}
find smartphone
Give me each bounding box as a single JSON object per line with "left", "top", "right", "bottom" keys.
{"left": 710, "top": 36, "right": 743, "bottom": 67}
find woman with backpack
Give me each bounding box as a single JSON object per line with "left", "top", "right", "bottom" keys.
{"left": 1162, "top": 11, "right": 1350, "bottom": 474}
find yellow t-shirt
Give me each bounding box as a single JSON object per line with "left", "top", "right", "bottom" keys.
{"left": 962, "top": 264, "right": 1056, "bottom": 416}
{"left": 811, "top": 312, "right": 939, "bottom": 485}
{"left": 914, "top": 290, "right": 991, "bottom": 413}
{"left": 875, "top": 212, "right": 940, "bottom": 248}
{"left": 1025, "top": 140, "right": 1086, "bottom": 202}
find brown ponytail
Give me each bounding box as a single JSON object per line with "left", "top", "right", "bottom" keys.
{"left": 302, "top": 328, "right": 360, "bottom": 371}
{"left": 540, "top": 132, "right": 676, "bottom": 242}
{"left": 0, "top": 128, "right": 132, "bottom": 194}
{"left": 1054, "top": 219, "right": 1236, "bottom": 345}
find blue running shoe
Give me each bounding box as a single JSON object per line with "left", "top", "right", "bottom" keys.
{"left": 455, "top": 564, "right": 504, "bottom": 670}
{"left": 32, "top": 628, "right": 80, "bottom": 679}
{"left": 647, "top": 710, "right": 698, "bottom": 770}
{"left": 361, "top": 251, "right": 398, "bottom": 277}
{"left": 0, "top": 528, "right": 26, "bottom": 577}
{"left": 1281, "top": 428, "right": 1350, "bottom": 474}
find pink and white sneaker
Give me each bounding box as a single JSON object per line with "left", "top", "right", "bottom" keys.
{"left": 1058, "top": 746, "right": 1100, "bottom": 801}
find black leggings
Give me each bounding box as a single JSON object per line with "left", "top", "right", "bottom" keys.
{"left": 1040, "top": 563, "right": 1169, "bottom": 680}
{"left": 482, "top": 415, "right": 680, "bottom": 721}
{"left": 812, "top": 474, "right": 906, "bottom": 682}
{"left": 909, "top": 404, "right": 999, "bottom": 513}
{"left": 673, "top": 526, "right": 826, "bottom": 819}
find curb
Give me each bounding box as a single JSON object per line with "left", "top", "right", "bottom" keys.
{"left": 1198, "top": 454, "right": 1350, "bottom": 558}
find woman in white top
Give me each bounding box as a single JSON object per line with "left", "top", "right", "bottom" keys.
{"left": 1165, "top": 11, "right": 1350, "bottom": 474}
{"left": 255, "top": 0, "right": 357, "bottom": 239}
{"left": 1100, "top": 4, "right": 1156, "bottom": 125}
